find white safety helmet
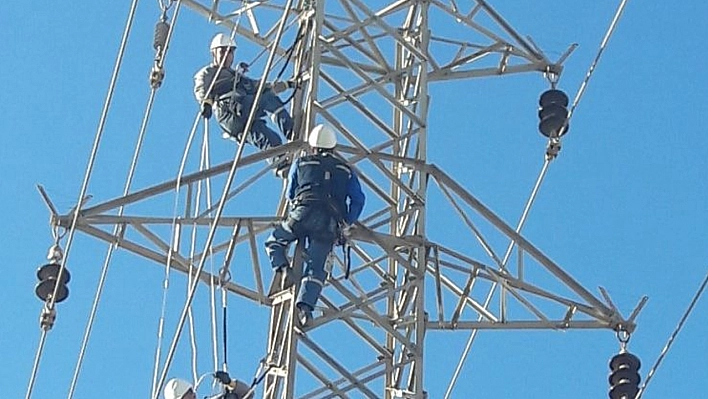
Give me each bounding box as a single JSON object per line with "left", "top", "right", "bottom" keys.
{"left": 210, "top": 33, "right": 236, "bottom": 51}
{"left": 164, "top": 378, "right": 193, "bottom": 399}
{"left": 308, "top": 124, "right": 337, "bottom": 149}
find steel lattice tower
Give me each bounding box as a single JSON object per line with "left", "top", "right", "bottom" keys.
{"left": 47, "top": 1, "right": 640, "bottom": 398}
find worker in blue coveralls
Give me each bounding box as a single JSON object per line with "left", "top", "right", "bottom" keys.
{"left": 194, "top": 33, "right": 295, "bottom": 176}
{"left": 265, "top": 124, "right": 365, "bottom": 326}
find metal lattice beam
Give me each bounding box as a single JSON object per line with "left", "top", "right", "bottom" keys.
{"left": 48, "top": 1, "right": 633, "bottom": 398}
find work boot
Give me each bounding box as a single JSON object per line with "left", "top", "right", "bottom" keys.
{"left": 297, "top": 304, "right": 313, "bottom": 327}
{"left": 222, "top": 132, "right": 238, "bottom": 142}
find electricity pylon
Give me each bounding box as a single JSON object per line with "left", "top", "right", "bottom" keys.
{"left": 47, "top": 1, "right": 642, "bottom": 398}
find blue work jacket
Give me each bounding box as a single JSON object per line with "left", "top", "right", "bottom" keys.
{"left": 286, "top": 152, "right": 365, "bottom": 225}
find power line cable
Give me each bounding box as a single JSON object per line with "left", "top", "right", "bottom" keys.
{"left": 67, "top": 3, "right": 184, "bottom": 397}
{"left": 635, "top": 268, "right": 708, "bottom": 399}
{"left": 25, "top": 1, "right": 141, "bottom": 397}
{"left": 443, "top": 0, "right": 633, "bottom": 396}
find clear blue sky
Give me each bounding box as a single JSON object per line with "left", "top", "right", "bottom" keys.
{"left": 2, "top": 1, "right": 708, "bottom": 398}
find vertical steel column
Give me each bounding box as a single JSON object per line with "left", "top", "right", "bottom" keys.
{"left": 263, "top": 242, "right": 305, "bottom": 399}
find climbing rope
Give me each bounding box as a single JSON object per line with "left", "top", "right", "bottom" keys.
{"left": 25, "top": 1, "right": 141, "bottom": 398}
{"left": 274, "top": 20, "right": 306, "bottom": 81}
{"left": 216, "top": 222, "right": 240, "bottom": 374}
{"left": 187, "top": 219, "right": 200, "bottom": 385}
{"left": 221, "top": 282, "right": 229, "bottom": 371}
{"left": 199, "top": 122, "right": 222, "bottom": 374}
{"left": 151, "top": 27, "right": 224, "bottom": 391}
{"left": 151, "top": 2, "right": 297, "bottom": 396}
{"left": 187, "top": 306, "right": 199, "bottom": 385}
{"left": 187, "top": 129, "right": 219, "bottom": 385}
{"left": 243, "top": 360, "right": 276, "bottom": 398}
{"left": 634, "top": 268, "right": 708, "bottom": 399}
{"left": 150, "top": 222, "right": 183, "bottom": 398}
{"left": 246, "top": 15, "right": 301, "bottom": 71}
{"left": 148, "top": 13, "right": 242, "bottom": 388}
{"left": 151, "top": 50, "right": 224, "bottom": 399}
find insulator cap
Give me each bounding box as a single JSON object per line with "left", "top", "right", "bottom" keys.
{"left": 609, "top": 368, "right": 641, "bottom": 386}
{"left": 538, "top": 89, "right": 570, "bottom": 138}
{"left": 37, "top": 263, "right": 71, "bottom": 284}
{"left": 610, "top": 352, "right": 641, "bottom": 371}
{"left": 36, "top": 262, "right": 70, "bottom": 303}
{"left": 539, "top": 89, "right": 569, "bottom": 107}
{"left": 609, "top": 383, "right": 639, "bottom": 399}
{"left": 608, "top": 351, "right": 642, "bottom": 399}
{"left": 35, "top": 278, "right": 69, "bottom": 303}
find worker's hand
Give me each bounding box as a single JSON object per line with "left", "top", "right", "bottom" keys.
{"left": 214, "top": 370, "right": 232, "bottom": 385}
{"left": 201, "top": 102, "right": 212, "bottom": 119}
{"left": 271, "top": 80, "right": 288, "bottom": 94}
{"left": 236, "top": 62, "right": 249, "bottom": 75}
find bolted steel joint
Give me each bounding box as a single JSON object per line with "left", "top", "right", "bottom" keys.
{"left": 39, "top": 306, "right": 57, "bottom": 331}
{"left": 150, "top": 64, "right": 165, "bottom": 89}
{"left": 46, "top": 244, "right": 63, "bottom": 263}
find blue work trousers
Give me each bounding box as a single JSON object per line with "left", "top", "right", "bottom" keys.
{"left": 265, "top": 205, "right": 338, "bottom": 310}
{"left": 218, "top": 91, "right": 293, "bottom": 144}
{"left": 259, "top": 90, "right": 294, "bottom": 141}
{"left": 217, "top": 107, "right": 282, "bottom": 152}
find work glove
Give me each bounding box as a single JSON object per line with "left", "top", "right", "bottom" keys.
{"left": 214, "top": 370, "right": 232, "bottom": 385}
{"left": 201, "top": 102, "right": 212, "bottom": 119}
{"left": 235, "top": 62, "right": 249, "bottom": 75}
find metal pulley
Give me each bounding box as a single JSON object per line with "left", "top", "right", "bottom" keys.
{"left": 538, "top": 89, "right": 570, "bottom": 138}
{"left": 35, "top": 262, "right": 71, "bottom": 303}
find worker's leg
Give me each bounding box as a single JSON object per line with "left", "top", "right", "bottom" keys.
{"left": 264, "top": 220, "right": 298, "bottom": 270}
{"left": 247, "top": 119, "right": 283, "bottom": 151}
{"left": 296, "top": 210, "right": 337, "bottom": 312}
{"left": 260, "top": 91, "right": 294, "bottom": 140}
{"left": 296, "top": 238, "right": 334, "bottom": 312}
{"left": 217, "top": 110, "right": 244, "bottom": 140}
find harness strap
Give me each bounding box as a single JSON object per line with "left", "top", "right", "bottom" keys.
{"left": 343, "top": 242, "right": 351, "bottom": 279}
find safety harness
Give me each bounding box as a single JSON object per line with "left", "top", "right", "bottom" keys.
{"left": 293, "top": 154, "right": 352, "bottom": 278}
